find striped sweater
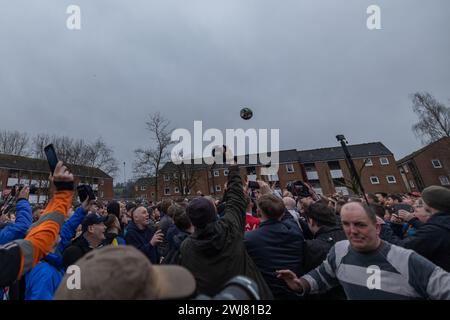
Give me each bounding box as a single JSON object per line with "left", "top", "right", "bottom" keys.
{"left": 302, "top": 240, "right": 450, "bottom": 300}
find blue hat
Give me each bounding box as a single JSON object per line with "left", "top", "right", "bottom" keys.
{"left": 82, "top": 213, "right": 106, "bottom": 233}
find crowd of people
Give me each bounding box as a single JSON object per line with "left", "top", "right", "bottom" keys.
{"left": 1, "top": 158, "right": 450, "bottom": 300}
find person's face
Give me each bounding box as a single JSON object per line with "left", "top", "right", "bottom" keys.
{"left": 341, "top": 203, "right": 380, "bottom": 252}
{"left": 375, "top": 194, "right": 385, "bottom": 204}
{"left": 153, "top": 208, "right": 161, "bottom": 220}
{"left": 300, "top": 197, "right": 314, "bottom": 208}
{"left": 414, "top": 200, "right": 430, "bottom": 223}
{"left": 307, "top": 218, "right": 320, "bottom": 235}
{"left": 88, "top": 223, "right": 106, "bottom": 241}
{"left": 9, "top": 214, "right": 16, "bottom": 223}
{"left": 90, "top": 205, "right": 99, "bottom": 214}
{"left": 296, "top": 200, "right": 304, "bottom": 213}
{"left": 386, "top": 197, "right": 394, "bottom": 206}
{"left": 133, "top": 207, "right": 149, "bottom": 226}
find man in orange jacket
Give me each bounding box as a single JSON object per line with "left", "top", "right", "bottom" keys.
{"left": 0, "top": 161, "right": 74, "bottom": 287}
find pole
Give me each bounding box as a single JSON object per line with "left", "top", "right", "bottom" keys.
{"left": 123, "top": 162, "right": 126, "bottom": 185}
{"left": 335, "top": 135, "right": 369, "bottom": 203}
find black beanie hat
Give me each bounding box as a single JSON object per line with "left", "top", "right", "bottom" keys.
{"left": 186, "top": 197, "right": 217, "bottom": 228}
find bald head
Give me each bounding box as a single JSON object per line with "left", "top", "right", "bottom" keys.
{"left": 341, "top": 202, "right": 377, "bottom": 225}
{"left": 283, "top": 197, "right": 296, "bottom": 210}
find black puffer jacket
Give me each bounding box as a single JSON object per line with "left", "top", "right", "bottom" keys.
{"left": 179, "top": 166, "right": 273, "bottom": 299}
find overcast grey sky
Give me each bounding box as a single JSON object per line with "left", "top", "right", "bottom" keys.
{"left": 1, "top": 0, "right": 449, "bottom": 180}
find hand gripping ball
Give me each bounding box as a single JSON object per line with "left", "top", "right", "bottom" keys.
{"left": 240, "top": 107, "right": 253, "bottom": 120}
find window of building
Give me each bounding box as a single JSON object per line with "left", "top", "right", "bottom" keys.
{"left": 164, "top": 174, "right": 170, "bottom": 181}
{"left": 184, "top": 187, "right": 191, "bottom": 194}
{"left": 365, "top": 158, "right": 373, "bottom": 166}
{"left": 286, "top": 163, "right": 295, "bottom": 173}
{"left": 403, "top": 164, "right": 409, "bottom": 173}
{"left": 327, "top": 161, "right": 341, "bottom": 170}
{"left": 215, "top": 185, "right": 221, "bottom": 192}
{"left": 164, "top": 188, "right": 170, "bottom": 195}
{"left": 141, "top": 186, "right": 146, "bottom": 191}
{"left": 174, "top": 187, "right": 179, "bottom": 193}
{"left": 370, "top": 176, "right": 380, "bottom": 184}
{"left": 409, "top": 180, "right": 415, "bottom": 188}
{"left": 439, "top": 176, "right": 450, "bottom": 186}
{"left": 386, "top": 176, "right": 397, "bottom": 184}
{"left": 432, "top": 159, "right": 442, "bottom": 168}
{"left": 223, "top": 169, "right": 229, "bottom": 176}
{"left": 151, "top": 192, "right": 155, "bottom": 197}
{"left": 380, "top": 157, "right": 389, "bottom": 165}
{"left": 213, "top": 170, "right": 220, "bottom": 177}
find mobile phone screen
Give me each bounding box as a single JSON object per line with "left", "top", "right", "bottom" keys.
{"left": 44, "top": 144, "right": 58, "bottom": 174}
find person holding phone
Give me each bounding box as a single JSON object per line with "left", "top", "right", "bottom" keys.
{"left": 0, "top": 186, "right": 32, "bottom": 245}
{"left": 0, "top": 161, "right": 74, "bottom": 287}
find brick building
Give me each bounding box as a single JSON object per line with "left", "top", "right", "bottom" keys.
{"left": 298, "top": 142, "right": 406, "bottom": 195}
{"left": 397, "top": 137, "right": 450, "bottom": 192}
{"left": 134, "top": 142, "right": 407, "bottom": 201}
{"left": 0, "top": 153, "right": 114, "bottom": 203}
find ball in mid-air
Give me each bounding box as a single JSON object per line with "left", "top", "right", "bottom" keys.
{"left": 240, "top": 107, "right": 253, "bottom": 120}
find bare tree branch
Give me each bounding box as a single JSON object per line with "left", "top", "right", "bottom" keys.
{"left": 411, "top": 92, "right": 450, "bottom": 144}
{"left": 133, "top": 112, "right": 173, "bottom": 201}
{"left": 0, "top": 130, "right": 30, "bottom": 156}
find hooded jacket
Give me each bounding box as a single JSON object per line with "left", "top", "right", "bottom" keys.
{"left": 179, "top": 166, "right": 273, "bottom": 299}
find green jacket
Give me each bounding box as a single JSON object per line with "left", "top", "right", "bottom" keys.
{"left": 180, "top": 166, "right": 273, "bottom": 299}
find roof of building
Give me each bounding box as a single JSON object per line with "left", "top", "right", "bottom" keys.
{"left": 297, "top": 142, "right": 393, "bottom": 163}
{"left": 159, "top": 149, "right": 300, "bottom": 172}
{"left": 135, "top": 177, "right": 157, "bottom": 186}
{"left": 0, "top": 153, "right": 112, "bottom": 179}
{"left": 396, "top": 137, "right": 450, "bottom": 164}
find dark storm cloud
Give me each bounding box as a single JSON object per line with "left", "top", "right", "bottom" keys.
{"left": 0, "top": 0, "right": 449, "bottom": 179}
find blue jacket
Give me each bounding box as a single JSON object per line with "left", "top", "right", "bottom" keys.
{"left": 55, "top": 207, "right": 87, "bottom": 256}
{"left": 125, "top": 221, "right": 159, "bottom": 263}
{"left": 25, "top": 253, "right": 64, "bottom": 300}
{"left": 0, "top": 199, "right": 32, "bottom": 245}
{"left": 244, "top": 216, "right": 305, "bottom": 299}
{"left": 24, "top": 207, "right": 86, "bottom": 300}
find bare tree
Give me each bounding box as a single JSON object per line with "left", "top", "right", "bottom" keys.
{"left": 85, "top": 138, "right": 119, "bottom": 176}
{"left": 133, "top": 112, "right": 172, "bottom": 201}
{"left": 0, "top": 130, "right": 30, "bottom": 156}
{"left": 411, "top": 92, "right": 450, "bottom": 144}
{"left": 170, "top": 151, "right": 201, "bottom": 197}
{"left": 32, "top": 134, "right": 118, "bottom": 176}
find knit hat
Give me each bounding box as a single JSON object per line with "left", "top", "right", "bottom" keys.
{"left": 186, "top": 197, "right": 217, "bottom": 228}
{"left": 54, "top": 246, "right": 196, "bottom": 300}
{"left": 422, "top": 186, "right": 450, "bottom": 213}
